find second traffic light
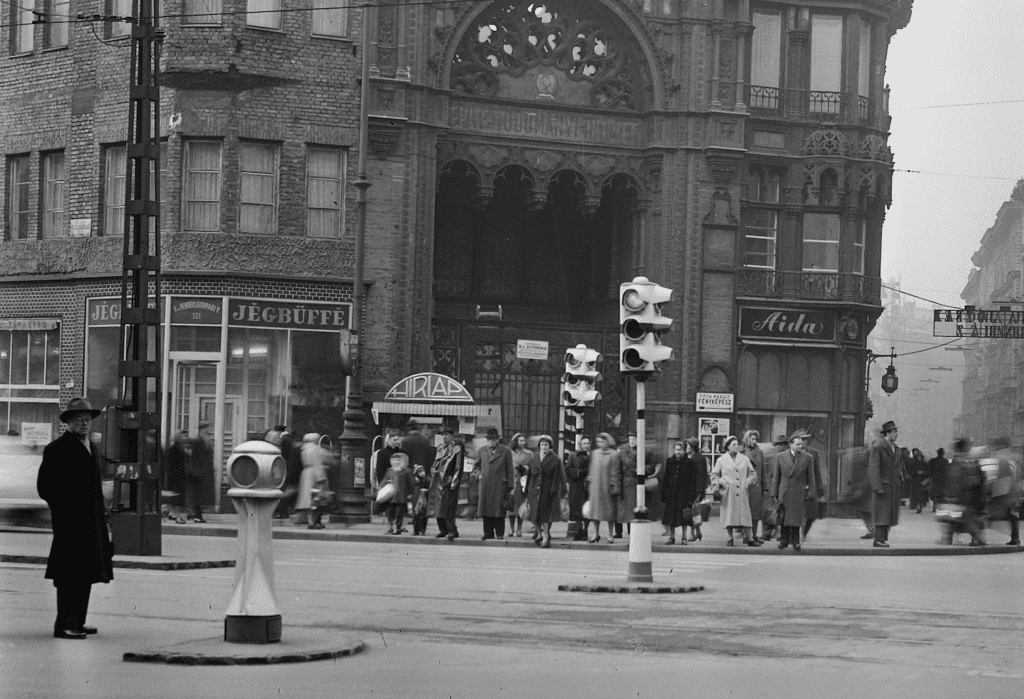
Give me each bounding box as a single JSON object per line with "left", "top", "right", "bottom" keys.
{"left": 563, "top": 343, "right": 602, "bottom": 408}
{"left": 619, "top": 276, "right": 673, "bottom": 376}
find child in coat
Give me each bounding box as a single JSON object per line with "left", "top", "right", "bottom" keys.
{"left": 411, "top": 465, "right": 430, "bottom": 535}
{"left": 380, "top": 451, "right": 414, "bottom": 535}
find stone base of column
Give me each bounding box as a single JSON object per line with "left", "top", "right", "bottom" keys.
{"left": 225, "top": 615, "right": 282, "bottom": 644}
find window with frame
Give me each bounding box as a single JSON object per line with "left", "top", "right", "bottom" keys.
{"left": 642, "top": 0, "right": 674, "bottom": 16}
{"left": 743, "top": 209, "right": 777, "bottom": 269}
{"left": 183, "top": 140, "right": 222, "bottom": 232}
{"left": 7, "top": 155, "right": 31, "bottom": 240}
{"left": 41, "top": 151, "right": 66, "bottom": 238}
{"left": 802, "top": 212, "right": 840, "bottom": 272}
{"left": 247, "top": 0, "right": 281, "bottom": 29}
{"left": 751, "top": 11, "right": 782, "bottom": 89}
{"left": 103, "top": 143, "right": 168, "bottom": 236}
{"left": 106, "top": 0, "right": 131, "bottom": 38}
{"left": 858, "top": 20, "right": 872, "bottom": 98}
{"left": 239, "top": 142, "right": 279, "bottom": 234}
{"left": 306, "top": 147, "right": 346, "bottom": 238}
{"left": 312, "top": 0, "right": 348, "bottom": 37}
{"left": 0, "top": 324, "right": 61, "bottom": 437}
{"left": 43, "top": 0, "right": 69, "bottom": 47}
{"left": 10, "top": 0, "right": 33, "bottom": 53}
{"left": 810, "top": 15, "right": 843, "bottom": 113}
{"left": 183, "top": 0, "right": 222, "bottom": 24}
{"left": 853, "top": 219, "right": 866, "bottom": 275}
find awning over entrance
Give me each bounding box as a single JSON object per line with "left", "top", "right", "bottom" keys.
{"left": 370, "top": 401, "right": 490, "bottom": 417}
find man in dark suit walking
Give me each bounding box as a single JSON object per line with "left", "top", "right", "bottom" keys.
{"left": 36, "top": 397, "right": 114, "bottom": 639}
{"left": 868, "top": 420, "right": 904, "bottom": 548}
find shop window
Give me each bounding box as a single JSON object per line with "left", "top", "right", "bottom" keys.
{"left": 105, "top": 0, "right": 131, "bottom": 38}
{"left": 742, "top": 209, "right": 777, "bottom": 269}
{"left": 44, "top": 0, "right": 69, "bottom": 47}
{"left": 183, "top": 0, "right": 222, "bottom": 24}
{"left": 810, "top": 15, "right": 843, "bottom": 113}
{"left": 170, "top": 326, "right": 221, "bottom": 352}
{"left": 7, "top": 155, "right": 31, "bottom": 240}
{"left": 9, "top": 0, "right": 33, "bottom": 54}
{"left": 239, "top": 142, "right": 279, "bottom": 234}
{"left": 86, "top": 326, "right": 121, "bottom": 410}
{"left": 0, "top": 326, "right": 61, "bottom": 437}
{"left": 41, "top": 151, "right": 66, "bottom": 238}
{"left": 183, "top": 140, "right": 222, "bottom": 232}
{"left": 227, "top": 327, "right": 288, "bottom": 437}
{"left": 802, "top": 212, "right": 840, "bottom": 272}
{"left": 312, "top": 0, "right": 348, "bottom": 37}
{"left": 291, "top": 330, "right": 347, "bottom": 409}
{"left": 750, "top": 10, "right": 782, "bottom": 91}
{"left": 247, "top": 0, "right": 280, "bottom": 29}
{"left": 306, "top": 147, "right": 346, "bottom": 238}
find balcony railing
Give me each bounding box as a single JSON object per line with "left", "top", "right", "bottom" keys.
{"left": 737, "top": 269, "right": 881, "bottom": 304}
{"left": 746, "top": 85, "right": 876, "bottom": 126}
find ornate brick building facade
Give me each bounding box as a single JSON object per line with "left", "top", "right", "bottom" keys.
{"left": 1, "top": 0, "right": 912, "bottom": 508}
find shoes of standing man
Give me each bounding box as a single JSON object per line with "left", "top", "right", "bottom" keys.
{"left": 54, "top": 629, "right": 87, "bottom": 640}
{"left": 435, "top": 532, "right": 447, "bottom": 538}
{"left": 872, "top": 541, "right": 890, "bottom": 548}
{"left": 860, "top": 532, "right": 875, "bottom": 539}
{"left": 79, "top": 626, "right": 97, "bottom": 635}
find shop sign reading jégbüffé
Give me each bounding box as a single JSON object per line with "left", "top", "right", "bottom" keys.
{"left": 227, "top": 299, "right": 350, "bottom": 330}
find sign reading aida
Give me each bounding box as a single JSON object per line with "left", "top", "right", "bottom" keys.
{"left": 933, "top": 308, "right": 1024, "bottom": 338}
{"left": 739, "top": 307, "right": 836, "bottom": 342}
{"left": 384, "top": 373, "right": 474, "bottom": 403}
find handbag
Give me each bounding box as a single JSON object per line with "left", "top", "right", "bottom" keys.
{"left": 501, "top": 491, "right": 515, "bottom": 512}
{"left": 644, "top": 477, "right": 659, "bottom": 492}
{"left": 517, "top": 501, "right": 530, "bottom": 520}
{"left": 935, "top": 503, "right": 966, "bottom": 523}
{"left": 311, "top": 480, "right": 334, "bottom": 509}
{"left": 680, "top": 506, "right": 693, "bottom": 521}
{"left": 559, "top": 496, "right": 570, "bottom": 522}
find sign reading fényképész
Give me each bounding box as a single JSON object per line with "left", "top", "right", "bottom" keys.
{"left": 933, "top": 308, "right": 1024, "bottom": 338}
{"left": 695, "top": 392, "right": 734, "bottom": 413}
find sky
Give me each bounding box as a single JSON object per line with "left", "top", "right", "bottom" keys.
{"left": 883, "top": 0, "right": 1024, "bottom": 308}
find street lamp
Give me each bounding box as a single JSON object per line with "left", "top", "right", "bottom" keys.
{"left": 880, "top": 347, "right": 899, "bottom": 395}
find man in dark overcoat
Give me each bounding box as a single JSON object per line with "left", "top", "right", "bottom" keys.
{"left": 868, "top": 420, "right": 904, "bottom": 547}
{"left": 565, "top": 436, "right": 592, "bottom": 541}
{"left": 770, "top": 432, "right": 816, "bottom": 550}
{"left": 187, "top": 422, "right": 216, "bottom": 522}
{"left": 927, "top": 448, "right": 948, "bottom": 513}
{"left": 760, "top": 435, "right": 788, "bottom": 541}
{"left": 36, "top": 397, "right": 114, "bottom": 639}
{"left": 478, "top": 428, "right": 513, "bottom": 539}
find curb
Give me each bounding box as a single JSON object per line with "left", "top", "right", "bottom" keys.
{"left": 161, "top": 525, "right": 1024, "bottom": 556}
{"left": 557, "top": 583, "right": 706, "bottom": 593}
{"left": 0, "top": 553, "right": 235, "bottom": 570}
{"left": 123, "top": 635, "right": 366, "bottom": 665}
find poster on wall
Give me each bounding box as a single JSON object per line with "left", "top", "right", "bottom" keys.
{"left": 698, "top": 417, "right": 730, "bottom": 457}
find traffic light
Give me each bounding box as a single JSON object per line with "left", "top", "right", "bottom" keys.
{"left": 563, "top": 343, "right": 602, "bottom": 408}
{"left": 619, "top": 276, "right": 673, "bottom": 375}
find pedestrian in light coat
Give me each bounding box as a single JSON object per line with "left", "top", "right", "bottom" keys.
{"left": 770, "top": 433, "right": 816, "bottom": 550}
{"left": 739, "top": 430, "right": 766, "bottom": 543}
{"left": 295, "top": 433, "right": 330, "bottom": 530}
{"left": 36, "top": 397, "right": 114, "bottom": 639}
{"left": 525, "top": 435, "right": 567, "bottom": 549}
{"left": 587, "top": 432, "right": 621, "bottom": 544}
{"left": 508, "top": 433, "right": 533, "bottom": 538}
{"left": 868, "top": 420, "right": 904, "bottom": 547}
{"left": 712, "top": 436, "right": 760, "bottom": 546}
{"left": 478, "top": 428, "right": 514, "bottom": 540}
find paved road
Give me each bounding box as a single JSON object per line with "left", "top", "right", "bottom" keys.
{"left": 2, "top": 535, "right": 1023, "bottom": 698}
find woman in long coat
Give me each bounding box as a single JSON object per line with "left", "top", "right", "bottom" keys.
{"left": 508, "top": 433, "right": 533, "bottom": 538}
{"left": 164, "top": 429, "right": 191, "bottom": 523}
{"left": 525, "top": 435, "right": 567, "bottom": 548}
{"left": 615, "top": 440, "right": 638, "bottom": 537}
{"left": 587, "top": 432, "right": 621, "bottom": 544}
{"left": 295, "top": 433, "right": 329, "bottom": 529}
{"left": 662, "top": 440, "right": 702, "bottom": 544}
{"left": 686, "top": 439, "right": 710, "bottom": 541}
{"left": 37, "top": 400, "right": 114, "bottom": 638}
{"left": 712, "top": 435, "right": 760, "bottom": 546}
{"left": 739, "top": 430, "right": 766, "bottom": 543}
{"left": 564, "top": 436, "right": 591, "bottom": 541}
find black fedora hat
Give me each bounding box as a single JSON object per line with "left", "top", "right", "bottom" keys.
{"left": 485, "top": 427, "right": 501, "bottom": 440}
{"left": 60, "top": 397, "right": 101, "bottom": 423}
{"left": 880, "top": 420, "right": 898, "bottom": 434}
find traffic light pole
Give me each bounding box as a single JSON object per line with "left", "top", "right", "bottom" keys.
{"left": 627, "top": 376, "right": 653, "bottom": 583}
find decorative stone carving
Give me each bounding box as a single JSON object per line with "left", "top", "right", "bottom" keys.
{"left": 858, "top": 133, "right": 893, "bottom": 163}
{"left": 468, "top": 144, "right": 509, "bottom": 170}
{"left": 580, "top": 154, "right": 616, "bottom": 178}
{"left": 801, "top": 129, "right": 848, "bottom": 157}
{"left": 523, "top": 149, "right": 561, "bottom": 174}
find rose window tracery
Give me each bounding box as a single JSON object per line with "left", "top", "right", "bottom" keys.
{"left": 450, "top": 1, "right": 648, "bottom": 111}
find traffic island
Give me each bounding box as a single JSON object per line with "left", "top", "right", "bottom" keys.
{"left": 123, "top": 629, "right": 366, "bottom": 665}
{"left": 558, "top": 582, "right": 705, "bottom": 594}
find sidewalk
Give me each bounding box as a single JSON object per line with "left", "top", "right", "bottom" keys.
{"left": 4, "top": 507, "right": 1020, "bottom": 561}
{"left": 147, "top": 506, "right": 1023, "bottom": 556}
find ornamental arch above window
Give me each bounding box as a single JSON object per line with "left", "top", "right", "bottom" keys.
{"left": 450, "top": 1, "right": 654, "bottom": 112}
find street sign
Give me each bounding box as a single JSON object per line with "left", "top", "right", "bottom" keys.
{"left": 516, "top": 339, "right": 549, "bottom": 360}
{"left": 695, "top": 392, "right": 734, "bottom": 413}
{"left": 933, "top": 308, "right": 1024, "bottom": 338}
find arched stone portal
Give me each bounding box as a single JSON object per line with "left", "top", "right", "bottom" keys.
{"left": 430, "top": 0, "right": 661, "bottom": 440}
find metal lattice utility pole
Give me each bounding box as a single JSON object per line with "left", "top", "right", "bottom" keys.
{"left": 108, "top": 0, "right": 164, "bottom": 556}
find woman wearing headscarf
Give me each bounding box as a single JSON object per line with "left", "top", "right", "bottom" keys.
{"left": 711, "top": 435, "right": 760, "bottom": 546}
{"left": 684, "top": 438, "right": 710, "bottom": 541}
{"left": 508, "top": 433, "right": 533, "bottom": 538}
{"left": 662, "top": 440, "right": 704, "bottom": 544}
{"left": 525, "top": 435, "right": 567, "bottom": 548}
{"left": 295, "top": 433, "right": 329, "bottom": 530}
{"left": 587, "top": 432, "right": 621, "bottom": 544}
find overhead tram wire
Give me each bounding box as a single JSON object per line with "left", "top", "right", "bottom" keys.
{"left": 879, "top": 283, "right": 960, "bottom": 309}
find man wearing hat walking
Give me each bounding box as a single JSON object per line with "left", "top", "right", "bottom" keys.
{"left": 36, "top": 398, "right": 114, "bottom": 639}
{"left": 478, "top": 428, "right": 514, "bottom": 540}
{"left": 868, "top": 420, "right": 904, "bottom": 548}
